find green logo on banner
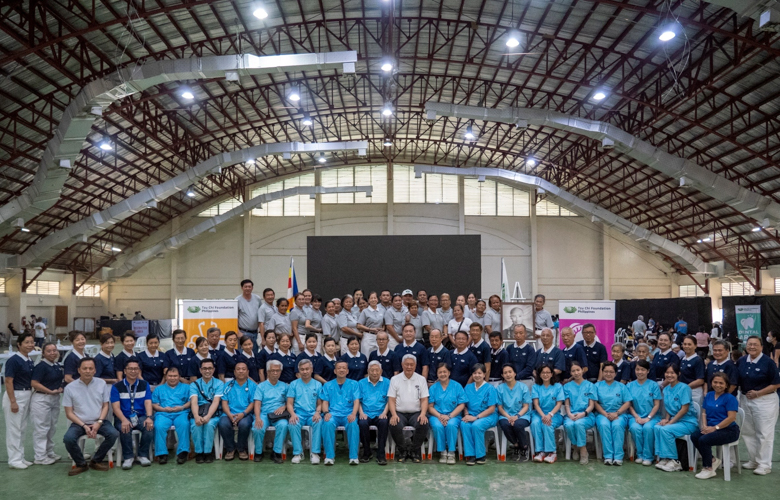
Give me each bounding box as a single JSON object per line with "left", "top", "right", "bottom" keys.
{"left": 563, "top": 306, "right": 577, "bottom": 313}
{"left": 187, "top": 306, "right": 201, "bottom": 313}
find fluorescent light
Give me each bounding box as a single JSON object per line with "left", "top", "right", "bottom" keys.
{"left": 185, "top": 185, "right": 196, "bottom": 198}
{"left": 245, "top": 158, "right": 256, "bottom": 165}
{"left": 697, "top": 239, "right": 702, "bottom": 243}
{"left": 659, "top": 31, "right": 675, "bottom": 42}
{"left": 111, "top": 247, "right": 122, "bottom": 252}
{"left": 593, "top": 91, "right": 607, "bottom": 101}
{"left": 318, "top": 152, "right": 327, "bottom": 164}
{"left": 383, "top": 138, "right": 393, "bottom": 147}
{"left": 703, "top": 237, "right": 712, "bottom": 242}
{"left": 288, "top": 86, "right": 301, "bottom": 102}
{"left": 99, "top": 140, "right": 112, "bottom": 151}
{"left": 526, "top": 158, "right": 536, "bottom": 167}
{"left": 752, "top": 227, "right": 762, "bottom": 232}
{"left": 382, "top": 104, "right": 393, "bottom": 116}
{"left": 253, "top": 5, "right": 268, "bottom": 19}
{"left": 465, "top": 124, "right": 476, "bottom": 140}
{"left": 506, "top": 31, "right": 520, "bottom": 48}
{"left": 302, "top": 114, "right": 313, "bottom": 126}
{"left": 180, "top": 89, "right": 194, "bottom": 100}
{"left": 20, "top": 227, "right": 30, "bottom": 233}
{"left": 381, "top": 59, "right": 393, "bottom": 72}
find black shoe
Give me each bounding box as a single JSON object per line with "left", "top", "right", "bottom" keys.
{"left": 466, "top": 456, "right": 476, "bottom": 466}
{"left": 412, "top": 452, "right": 422, "bottom": 463}
{"left": 195, "top": 453, "right": 205, "bottom": 464}
{"left": 176, "top": 452, "right": 188, "bottom": 465}
{"left": 359, "top": 454, "right": 372, "bottom": 464}
{"left": 272, "top": 452, "right": 284, "bottom": 464}
{"left": 476, "top": 456, "right": 486, "bottom": 465}
{"left": 204, "top": 452, "right": 214, "bottom": 463}
{"left": 376, "top": 455, "right": 387, "bottom": 466}
{"left": 158, "top": 454, "right": 168, "bottom": 465}
{"left": 253, "top": 453, "right": 264, "bottom": 463}
{"left": 516, "top": 448, "right": 528, "bottom": 463}
{"left": 396, "top": 449, "right": 406, "bottom": 463}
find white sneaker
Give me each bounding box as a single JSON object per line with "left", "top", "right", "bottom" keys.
{"left": 349, "top": 458, "right": 359, "bottom": 465}
{"left": 122, "top": 458, "right": 134, "bottom": 470}
{"left": 753, "top": 467, "right": 772, "bottom": 475}
{"left": 712, "top": 457, "right": 722, "bottom": 470}
{"left": 22, "top": 459, "right": 33, "bottom": 466}
{"left": 446, "top": 452, "right": 456, "bottom": 465}
{"left": 695, "top": 469, "right": 717, "bottom": 479}
{"left": 8, "top": 462, "right": 28, "bottom": 470}
{"left": 662, "top": 460, "right": 682, "bottom": 472}
{"left": 614, "top": 460, "right": 623, "bottom": 466}
{"left": 439, "top": 452, "right": 448, "bottom": 464}
{"left": 310, "top": 453, "right": 320, "bottom": 465}
{"left": 34, "top": 457, "right": 56, "bottom": 465}
{"left": 655, "top": 459, "right": 669, "bottom": 470}
{"left": 48, "top": 453, "right": 62, "bottom": 461}
{"left": 742, "top": 460, "right": 759, "bottom": 470}
{"left": 324, "top": 458, "right": 334, "bottom": 466}
{"left": 138, "top": 456, "right": 151, "bottom": 467}
{"left": 291, "top": 454, "right": 302, "bottom": 464}
{"left": 543, "top": 453, "right": 557, "bottom": 463}
{"left": 642, "top": 459, "right": 654, "bottom": 466}
{"left": 579, "top": 454, "right": 589, "bottom": 465}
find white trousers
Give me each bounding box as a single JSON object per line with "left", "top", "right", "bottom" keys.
{"left": 31, "top": 392, "right": 61, "bottom": 461}
{"left": 340, "top": 338, "right": 349, "bottom": 356}
{"left": 740, "top": 393, "right": 779, "bottom": 469}
{"left": 315, "top": 333, "right": 323, "bottom": 353}
{"left": 291, "top": 334, "right": 305, "bottom": 355}
{"left": 361, "top": 333, "right": 377, "bottom": 357}
{"left": 387, "top": 336, "right": 399, "bottom": 351}
{"left": 3, "top": 390, "right": 32, "bottom": 466}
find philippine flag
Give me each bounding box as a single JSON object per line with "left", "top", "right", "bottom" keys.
{"left": 286, "top": 257, "right": 298, "bottom": 312}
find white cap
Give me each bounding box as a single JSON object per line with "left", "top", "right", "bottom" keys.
{"left": 402, "top": 289, "right": 413, "bottom": 296}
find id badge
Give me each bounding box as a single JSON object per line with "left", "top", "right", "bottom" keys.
{"left": 130, "top": 414, "right": 139, "bottom": 427}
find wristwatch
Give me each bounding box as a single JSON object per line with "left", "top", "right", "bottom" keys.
{"left": 715, "top": 425, "right": 720, "bottom": 430}
{"left": 97, "top": 419, "right": 103, "bottom": 424}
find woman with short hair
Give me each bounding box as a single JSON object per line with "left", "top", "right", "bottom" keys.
{"left": 63, "top": 331, "right": 88, "bottom": 384}
{"left": 137, "top": 333, "right": 166, "bottom": 387}
{"left": 189, "top": 337, "right": 211, "bottom": 383}
{"left": 680, "top": 335, "right": 706, "bottom": 406}
{"left": 30, "top": 341, "right": 64, "bottom": 465}
{"left": 165, "top": 329, "right": 195, "bottom": 382}
{"left": 563, "top": 361, "right": 596, "bottom": 465}
{"left": 428, "top": 362, "right": 467, "bottom": 464}
{"left": 594, "top": 362, "right": 633, "bottom": 466}
{"left": 461, "top": 364, "right": 498, "bottom": 466}
{"left": 337, "top": 295, "right": 361, "bottom": 355}
{"left": 627, "top": 359, "right": 662, "bottom": 465}
{"left": 269, "top": 334, "right": 297, "bottom": 383}
{"left": 94, "top": 333, "right": 118, "bottom": 384}
{"left": 691, "top": 372, "right": 740, "bottom": 479}
{"left": 497, "top": 363, "right": 532, "bottom": 462}
{"left": 115, "top": 330, "right": 137, "bottom": 380}
{"left": 530, "top": 364, "right": 565, "bottom": 463}
{"left": 340, "top": 336, "right": 368, "bottom": 381}
{"left": 239, "top": 335, "right": 261, "bottom": 382}
{"left": 217, "top": 331, "right": 242, "bottom": 382}
{"left": 3, "top": 332, "right": 36, "bottom": 469}
{"left": 653, "top": 364, "right": 700, "bottom": 472}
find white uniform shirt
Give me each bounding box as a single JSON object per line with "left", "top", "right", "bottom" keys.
{"left": 33, "top": 321, "right": 47, "bottom": 338}
{"left": 388, "top": 372, "right": 429, "bottom": 413}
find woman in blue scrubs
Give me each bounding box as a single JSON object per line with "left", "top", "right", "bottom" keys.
{"left": 497, "top": 363, "right": 532, "bottom": 462}
{"left": 269, "top": 334, "right": 297, "bottom": 383}
{"left": 428, "top": 363, "right": 467, "bottom": 464}
{"left": 563, "top": 361, "right": 596, "bottom": 465}
{"left": 594, "top": 362, "right": 633, "bottom": 465}
{"left": 531, "top": 363, "right": 565, "bottom": 463}
{"left": 691, "top": 372, "right": 740, "bottom": 479}
{"left": 138, "top": 333, "right": 166, "bottom": 387}
{"left": 461, "top": 364, "right": 498, "bottom": 465}
{"left": 654, "top": 364, "right": 699, "bottom": 472}
{"left": 627, "top": 359, "right": 662, "bottom": 465}
{"left": 340, "top": 336, "right": 368, "bottom": 380}
{"left": 679, "top": 336, "right": 706, "bottom": 407}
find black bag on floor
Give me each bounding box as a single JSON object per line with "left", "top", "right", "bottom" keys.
{"left": 675, "top": 439, "right": 689, "bottom": 470}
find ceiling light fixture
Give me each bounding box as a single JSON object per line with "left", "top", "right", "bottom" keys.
{"left": 111, "top": 247, "right": 122, "bottom": 252}
{"left": 703, "top": 237, "right": 712, "bottom": 242}
{"left": 506, "top": 31, "right": 521, "bottom": 48}
{"left": 180, "top": 88, "right": 194, "bottom": 100}
{"left": 20, "top": 227, "right": 30, "bottom": 233}
{"left": 382, "top": 103, "right": 393, "bottom": 117}
{"left": 592, "top": 91, "right": 607, "bottom": 101}
{"left": 659, "top": 30, "right": 676, "bottom": 42}
{"left": 381, "top": 58, "right": 394, "bottom": 72}
{"left": 318, "top": 152, "right": 327, "bottom": 164}
{"left": 245, "top": 158, "right": 256, "bottom": 165}
{"left": 383, "top": 138, "right": 393, "bottom": 147}
{"left": 752, "top": 226, "right": 762, "bottom": 232}
{"left": 526, "top": 157, "right": 536, "bottom": 167}
{"left": 288, "top": 86, "right": 301, "bottom": 102}
{"left": 185, "top": 185, "right": 196, "bottom": 198}
{"left": 302, "top": 114, "right": 313, "bottom": 126}
{"left": 465, "top": 124, "right": 476, "bottom": 140}
{"left": 99, "top": 138, "right": 112, "bottom": 151}
{"left": 253, "top": 4, "right": 268, "bottom": 19}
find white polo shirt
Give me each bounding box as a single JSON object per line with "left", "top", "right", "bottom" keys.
{"left": 388, "top": 371, "right": 429, "bottom": 413}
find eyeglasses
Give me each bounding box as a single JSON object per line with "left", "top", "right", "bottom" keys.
{"left": 125, "top": 366, "right": 139, "bottom": 371}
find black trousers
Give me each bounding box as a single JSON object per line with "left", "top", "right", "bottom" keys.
{"left": 358, "top": 416, "right": 389, "bottom": 457}
{"left": 388, "top": 412, "right": 429, "bottom": 454}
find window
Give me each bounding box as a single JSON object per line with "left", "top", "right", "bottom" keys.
{"left": 679, "top": 284, "right": 706, "bottom": 297}
{"left": 393, "top": 165, "right": 458, "bottom": 204}
{"left": 775, "top": 278, "right": 780, "bottom": 294}
{"left": 320, "top": 165, "right": 386, "bottom": 204}
{"left": 463, "top": 178, "right": 530, "bottom": 216}
{"left": 197, "top": 198, "right": 242, "bottom": 217}
{"left": 77, "top": 284, "right": 101, "bottom": 297}
{"left": 0, "top": 278, "right": 5, "bottom": 293}
{"left": 252, "top": 173, "right": 316, "bottom": 216}
{"left": 28, "top": 280, "right": 60, "bottom": 296}
{"left": 721, "top": 281, "right": 754, "bottom": 297}
{"left": 536, "top": 198, "right": 577, "bottom": 216}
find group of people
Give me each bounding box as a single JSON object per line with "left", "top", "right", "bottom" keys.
{"left": 2, "top": 281, "right": 779, "bottom": 480}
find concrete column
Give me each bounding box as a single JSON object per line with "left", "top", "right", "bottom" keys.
{"left": 243, "top": 186, "right": 251, "bottom": 279}
{"left": 530, "top": 189, "right": 538, "bottom": 294}
{"left": 709, "top": 278, "right": 723, "bottom": 322}
{"left": 387, "top": 163, "right": 394, "bottom": 235}
{"left": 314, "top": 169, "right": 322, "bottom": 236}
{"left": 66, "top": 272, "right": 77, "bottom": 334}
{"left": 170, "top": 218, "right": 179, "bottom": 320}
{"left": 602, "top": 227, "right": 611, "bottom": 300}
{"left": 458, "top": 176, "right": 465, "bottom": 235}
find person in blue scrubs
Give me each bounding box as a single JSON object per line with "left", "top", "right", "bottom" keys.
{"left": 252, "top": 359, "right": 289, "bottom": 464}
{"left": 218, "top": 361, "right": 257, "bottom": 461}
{"left": 497, "top": 363, "right": 532, "bottom": 462}
{"left": 189, "top": 336, "right": 211, "bottom": 383}
{"left": 627, "top": 359, "right": 662, "bottom": 465}
{"left": 691, "top": 372, "right": 740, "bottom": 479}
{"left": 427, "top": 329, "right": 452, "bottom": 385}
{"left": 94, "top": 333, "right": 118, "bottom": 384}
{"left": 189, "top": 358, "right": 224, "bottom": 463}
{"left": 561, "top": 327, "right": 588, "bottom": 383}
{"left": 468, "top": 324, "right": 491, "bottom": 376}
{"left": 165, "top": 329, "right": 195, "bottom": 382}
{"left": 649, "top": 332, "right": 680, "bottom": 384}
{"left": 610, "top": 344, "right": 630, "bottom": 384}
{"left": 531, "top": 363, "right": 565, "bottom": 463}
{"left": 428, "top": 362, "right": 467, "bottom": 464}
{"left": 563, "top": 361, "right": 596, "bottom": 465}
{"left": 654, "top": 364, "right": 699, "bottom": 472}
{"left": 320, "top": 360, "right": 361, "bottom": 465}
{"left": 269, "top": 334, "right": 297, "bottom": 384}
{"left": 137, "top": 334, "right": 166, "bottom": 387}
{"left": 577, "top": 324, "right": 608, "bottom": 383}
{"left": 357, "top": 361, "right": 391, "bottom": 465}
{"left": 706, "top": 340, "right": 738, "bottom": 394}
{"left": 461, "top": 364, "right": 498, "bottom": 465}
{"left": 217, "top": 331, "right": 243, "bottom": 382}
{"left": 594, "top": 362, "right": 633, "bottom": 465}
{"left": 451, "top": 331, "right": 479, "bottom": 387}
{"left": 535, "top": 328, "right": 565, "bottom": 377}
{"left": 340, "top": 336, "right": 368, "bottom": 380}
{"left": 63, "top": 331, "right": 88, "bottom": 383}
{"left": 287, "top": 359, "right": 324, "bottom": 465}
{"left": 507, "top": 324, "right": 537, "bottom": 388}
{"left": 238, "top": 336, "right": 261, "bottom": 383}
{"left": 151, "top": 366, "right": 191, "bottom": 464}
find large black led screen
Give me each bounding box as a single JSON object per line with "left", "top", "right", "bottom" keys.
{"left": 307, "top": 235, "right": 481, "bottom": 301}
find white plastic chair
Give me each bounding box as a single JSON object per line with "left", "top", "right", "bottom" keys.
{"left": 387, "top": 426, "right": 428, "bottom": 460}
{"left": 69, "top": 434, "right": 117, "bottom": 469}
{"left": 456, "top": 426, "right": 501, "bottom": 461}
{"left": 563, "top": 425, "right": 602, "bottom": 460}
{"left": 84, "top": 345, "right": 100, "bottom": 357}
{"left": 215, "top": 425, "right": 255, "bottom": 460}
{"left": 133, "top": 337, "right": 147, "bottom": 353}
{"left": 692, "top": 407, "right": 744, "bottom": 480}
{"left": 681, "top": 402, "right": 701, "bottom": 471}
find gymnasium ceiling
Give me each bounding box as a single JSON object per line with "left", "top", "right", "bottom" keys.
{"left": 1, "top": 0, "right": 780, "bottom": 290}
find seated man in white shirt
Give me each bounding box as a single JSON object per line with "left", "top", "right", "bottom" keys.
{"left": 387, "top": 355, "right": 429, "bottom": 463}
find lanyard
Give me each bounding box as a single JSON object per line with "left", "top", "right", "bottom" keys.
{"left": 125, "top": 379, "right": 138, "bottom": 413}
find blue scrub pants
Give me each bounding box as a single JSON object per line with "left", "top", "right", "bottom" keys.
{"left": 628, "top": 416, "right": 660, "bottom": 461}
{"left": 190, "top": 416, "right": 219, "bottom": 454}
{"left": 252, "top": 414, "right": 289, "bottom": 455}
{"left": 218, "top": 415, "right": 254, "bottom": 453}
{"left": 153, "top": 412, "right": 190, "bottom": 456}
{"left": 653, "top": 419, "right": 698, "bottom": 460}
{"left": 323, "top": 415, "right": 359, "bottom": 460}
{"left": 564, "top": 414, "right": 596, "bottom": 447}
{"left": 289, "top": 415, "right": 323, "bottom": 455}
{"left": 596, "top": 414, "right": 629, "bottom": 460}
{"left": 430, "top": 415, "right": 462, "bottom": 452}
{"left": 461, "top": 414, "right": 498, "bottom": 458}
{"left": 530, "top": 413, "right": 563, "bottom": 453}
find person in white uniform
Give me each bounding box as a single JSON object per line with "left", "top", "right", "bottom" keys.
{"left": 3, "top": 332, "right": 36, "bottom": 469}
{"left": 358, "top": 291, "right": 384, "bottom": 356}
{"left": 30, "top": 342, "right": 65, "bottom": 465}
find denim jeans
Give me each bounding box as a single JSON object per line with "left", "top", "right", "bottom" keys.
{"left": 63, "top": 422, "right": 119, "bottom": 467}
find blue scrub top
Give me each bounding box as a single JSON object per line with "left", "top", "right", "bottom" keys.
{"left": 288, "top": 378, "right": 323, "bottom": 417}
{"left": 428, "top": 347, "right": 452, "bottom": 382}
{"left": 314, "top": 356, "right": 337, "bottom": 382}
{"left": 562, "top": 344, "right": 588, "bottom": 380}
{"left": 507, "top": 343, "right": 537, "bottom": 380}
{"left": 450, "top": 349, "right": 479, "bottom": 387}
{"left": 94, "top": 353, "right": 116, "bottom": 381}
{"left": 626, "top": 379, "right": 662, "bottom": 418}
{"left": 429, "top": 380, "right": 467, "bottom": 415}
{"left": 369, "top": 350, "right": 400, "bottom": 380}
{"left": 464, "top": 382, "right": 498, "bottom": 415}
{"left": 189, "top": 377, "right": 224, "bottom": 407}
{"left": 165, "top": 347, "right": 195, "bottom": 379}
{"left": 320, "top": 378, "right": 360, "bottom": 417}
{"left": 663, "top": 382, "right": 698, "bottom": 423}
{"left": 137, "top": 351, "right": 167, "bottom": 386}
{"left": 563, "top": 379, "right": 595, "bottom": 413}
{"left": 701, "top": 391, "right": 738, "bottom": 428}
{"left": 706, "top": 360, "right": 738, "bottom": 392}
{"left": 270, "top": 351, "right": 297, "bottom": 383}
{"left": 497, "top": 382, "right": 532, "bottom": 420}
{"left": 5, "top": 353, "right": 34, "bottom": 390}
{"left": 222, "top": 378, "right": 258, "bottom": 414}
{"left": 532, "top": 383, "right": 565, "bottom": 414}
{"left": 594, "top": 380, "right": 633, "bottom": 413}
{"left": 253, "top": 380, "right": 289, "bottom": 415}
{"left": 650, "top": 350, "right": 680, "bottom": 382}
{"left": 737, "top": 354, "right": 780, "bottom": 393}
{"left": 679, "top": 355, "right": 706, "bottom": 385}
{"left": 217, "top": 349, "right": 243, "bottom": 380}
{"left": 32, "top": 359, "right": 64, "bottom": 391}
{"left": 358, "top": 377, "right": 390, "bottom": 418}
{"left": 340, "top": 352, "right": 368, "bottom": 381}
{"left": 152, "top": 382, "right": 191, "bottom": 416}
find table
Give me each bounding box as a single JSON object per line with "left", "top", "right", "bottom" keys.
{"left": 0, "top": 350, "right": 42, "bottom": 362}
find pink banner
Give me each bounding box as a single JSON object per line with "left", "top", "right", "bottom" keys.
{"left": 558, "top": 301, "right": 616, "bottom": 347}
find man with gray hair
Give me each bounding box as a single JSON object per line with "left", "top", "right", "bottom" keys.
{"left": 632, "top": 315, "right": 647, "bottom": 337}
{"left": 252, "top": 359, "right": 289, "bottom": 463}
{"left": 358, "top": 360, "right": 391, "bottom": 465}
{"left": 387, "top": 355, "right": 429, "bottom": 463}
{"left": 206, "top": 327, "right": 225, "bottom": 358}
{"left": 287, "top": 358, "right": 323, "bottom": 464}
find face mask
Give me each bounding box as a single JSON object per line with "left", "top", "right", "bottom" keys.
{"left": 767, "top": 336, "right": 774, "bottom": 343}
